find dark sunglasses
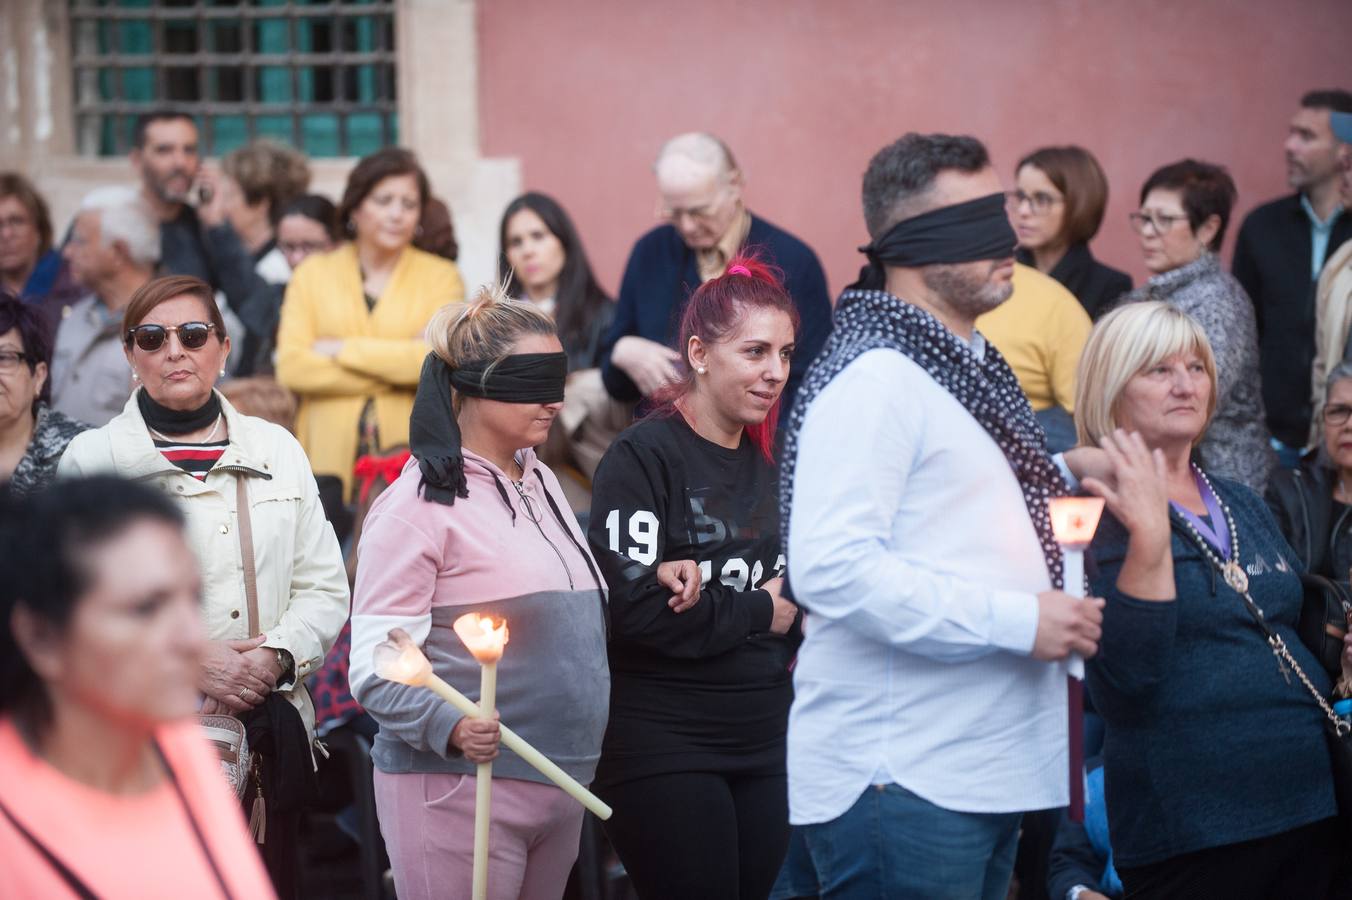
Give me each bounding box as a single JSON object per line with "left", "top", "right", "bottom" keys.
{"left": 126, "top": 322, "right": 216, "bottom": 353}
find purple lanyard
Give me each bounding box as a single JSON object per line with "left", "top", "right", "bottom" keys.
{"left": 1170, "top": 469, "right": 1232, "bottom": 558}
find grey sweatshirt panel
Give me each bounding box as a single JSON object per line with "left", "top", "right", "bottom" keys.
{"left": 359, "top": 588, "right": 610, "bottom": 786}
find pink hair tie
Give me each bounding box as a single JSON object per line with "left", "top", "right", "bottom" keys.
{"left": 727, "top": 264, "right": 751, "bottom": 277}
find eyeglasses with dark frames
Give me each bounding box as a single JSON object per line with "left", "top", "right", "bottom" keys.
{"left": 1128, "top": 210, "right": 1190, "bottom": 235}
{"left": 0, "top": 350, "right": 31, "bottom": 372}
{"left": 1004, "top": 190, "right": 1063, "bottom": 215}
{"left": 1325, "top": 404, "right": 1352, "bottom": 427}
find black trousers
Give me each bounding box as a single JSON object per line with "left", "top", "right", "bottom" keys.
{"left": 598, "top": 771, "right": 791, "bottom": 900}
{"left": 1117, "top": 817, "right": 1341, "bottom": 900}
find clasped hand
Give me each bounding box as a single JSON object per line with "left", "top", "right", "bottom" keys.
{"left": 198, "top": 635, "right": 281, "bottom": 714}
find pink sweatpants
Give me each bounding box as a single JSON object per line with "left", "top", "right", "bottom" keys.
{"left": 374, "top": 770, "right": 584, "bottom": 900}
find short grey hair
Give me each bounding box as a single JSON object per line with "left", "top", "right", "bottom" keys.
{"left": 1328, "top": 360, "right": 1352, "bottom": 401}
{"left": 79, "top": 185, "right": 161, "bottom": 268}
{"left": 861, "top": 133, "right": 991, "bottom": 239}
{"left": 654, "top": 132, "right": 739, "bottom": 184}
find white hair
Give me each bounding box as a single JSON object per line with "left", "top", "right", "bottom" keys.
{"left": 1328, "top": 360, "right": 1352, "bottom": 401}
{"left": 78, "top": 185, "right": 161, "bottom": 268}
{"left": 654, "top": 132, "right": 739, "bottom": 185}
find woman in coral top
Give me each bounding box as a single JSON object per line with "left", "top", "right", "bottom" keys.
{"left": 276, "top": 148, "right": 464, "bottom": 500}
{"left": 0, "top": 476, "right": 274, "bottom": 900}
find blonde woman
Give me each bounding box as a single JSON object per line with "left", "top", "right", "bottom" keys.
{"left": 348, "top": 287, "right": 609, "bottom": 900}
{"left": 1074, "top": 300, "right": 1341, "bottom": 898}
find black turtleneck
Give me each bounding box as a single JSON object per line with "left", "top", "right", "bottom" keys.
{"left": 137, "top": 387, "right": 221, "bottom": 436}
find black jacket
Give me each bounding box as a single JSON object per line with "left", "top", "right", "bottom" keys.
{"left": 1017, "top": 242, "right": 1131, "bottom": 320}
{"left": 1233, "top": 195, "right": 1352, "bottom": 446}
{"left": 160, "top": 206, "right": 274, "bottom": 358}
{"left": 1265, "top": 455, "right": 1352, "bottom": 578}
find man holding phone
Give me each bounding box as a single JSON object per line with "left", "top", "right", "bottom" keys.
{"left": 130, "top": 111, "right": 270, "bottom": 363}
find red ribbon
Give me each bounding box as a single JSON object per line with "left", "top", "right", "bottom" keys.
{"left": 352, "top": 449, "right": 412, "bottom": 505}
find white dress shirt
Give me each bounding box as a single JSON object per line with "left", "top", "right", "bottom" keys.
{"left": 787, "top": 344, "right": 1069, "bottom": 824}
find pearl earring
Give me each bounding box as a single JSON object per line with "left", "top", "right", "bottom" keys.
{"left": 219, "top": 368, "right": 226, "bottom": 378}
{"left": 131, "top": 371, "right": 140, "bottom": 382}
{"left": 696, "top": 366, "right": 707, "bottom": 375}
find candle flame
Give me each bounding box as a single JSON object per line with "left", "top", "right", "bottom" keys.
{"left": 1048, "top": 497, "right": 1106, "bottom": 546}
{"left": 373, "top": 628, "right": 433, "bottom": 686}
{"left": 454, "top": 613, "right": 509, "bottom": 664}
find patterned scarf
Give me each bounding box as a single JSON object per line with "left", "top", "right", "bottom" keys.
{"left": 779, "top": 288, "right": 1069, "bottom": 591}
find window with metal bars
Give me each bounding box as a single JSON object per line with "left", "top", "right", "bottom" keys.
{"left": 69, "top": 0, "right": 397, "bottom": 158}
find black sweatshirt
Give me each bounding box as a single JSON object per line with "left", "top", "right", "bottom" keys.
{"left": 587, "top": 414, "right": 798, "bottom": 787}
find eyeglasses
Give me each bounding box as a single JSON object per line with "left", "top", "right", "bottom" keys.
{"left": 0, "top": 215, "right": 33, "bottom": 234}
{"left": 0, "top": 350, "right": 31, "bottom": 372}
{"left": 278, "top": 240, "right": 330, "bottom": 258}
{"left": 1005, "top": 190, "right": 1063, "bottom": 215}
{"left": 1325, "top": 404, "right": 1352, "bottom": 426}
{"left": 1128, "top": 210, "right": 1190, "bottom": 235}
{"left": 656, "top": 187, "right": 733, "bottom": 224}
{"left": 126, "top": 322, "right": 216, "bottom": 353}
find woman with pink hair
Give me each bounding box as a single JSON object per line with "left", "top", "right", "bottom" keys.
{"left": 587, "top": 255, "right": 802, "bottom": 899}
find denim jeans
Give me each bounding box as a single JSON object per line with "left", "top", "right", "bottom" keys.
{"left": 798, "top": 783, "right": 1023, "bottom": 900}
{"left": 769, "top": 827, "right": 819, "bottom": 899}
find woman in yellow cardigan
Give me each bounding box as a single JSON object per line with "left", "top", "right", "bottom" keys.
{"left": 277, "top": 148, "right": 463, "bottom": 499}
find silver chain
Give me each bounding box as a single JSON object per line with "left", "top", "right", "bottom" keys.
{"left": 1179, "top": 468, "right": 1348, "bottom": 735}
{"left": 147, "top": 413, "right": 223, "bottom": 444}
{"left": 1267, "top": 632, "right": 1349, "bottom": 734}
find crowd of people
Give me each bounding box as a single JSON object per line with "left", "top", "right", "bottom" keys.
{"left": 1, "top": 88, "right": 1352, "bottom": 900}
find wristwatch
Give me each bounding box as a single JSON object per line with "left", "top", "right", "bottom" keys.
{"left": 274, "top": 647, "right": 295, "bottom": 681}
{"left": 1067, "top": 886, "right": 1091, "bottom": 900}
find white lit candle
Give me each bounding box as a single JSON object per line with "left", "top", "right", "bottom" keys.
{"left": 372, "top": 629, "right": 613, "bottom": 821}
{"left": 453, "top": 614, "right": 509, "bottom": 900}
{"left": 1047, "top": 497, "right": 1105, "bottom": 680}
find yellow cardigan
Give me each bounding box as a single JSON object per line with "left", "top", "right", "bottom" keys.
{"left": 976, "top": 263, "right": 1091, "bottom": 413}
{"left": 276, "top": 242, "right": 464, "bottom": 496}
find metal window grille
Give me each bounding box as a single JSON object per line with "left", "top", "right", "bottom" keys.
{"left": 69, "top": 0, "right": 397, "bottom": 158}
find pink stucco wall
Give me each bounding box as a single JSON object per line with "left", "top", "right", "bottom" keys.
{"left": 478, "top": 0, "right": 1351, "bottom": 298}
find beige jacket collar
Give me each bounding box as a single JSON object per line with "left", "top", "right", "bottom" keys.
{"left": 107, "top": 389, "right": 274, "bottom": 485}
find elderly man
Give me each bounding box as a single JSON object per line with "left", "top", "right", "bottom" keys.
{"left": 600, "top": 133, "right": 832, "bottom": 416}
{"left": 50, "top": 186, "right": 159, "bottom": 426}
{"left": 780, "top": 132, "right": 1103, "bottom": 899}
{"left": 1233, "top": 90, "right": 1352, "bottom": 466}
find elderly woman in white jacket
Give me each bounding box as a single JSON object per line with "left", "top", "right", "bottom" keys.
{"left": 59, "top": 274, "right": 347, "bottom": 896}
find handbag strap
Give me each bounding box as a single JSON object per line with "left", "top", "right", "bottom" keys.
{"left": 235, "top": 475, "right": 259, "bottom": 638}
{"left": 1180, "top": 525, "right": 1349, "bottom": 735}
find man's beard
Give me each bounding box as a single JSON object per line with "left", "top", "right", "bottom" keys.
{"left": 147, "top": 168, "right": 193, "bottom": 204}
{"left": 921, "top": 260, "right": 1014, "bottom": 320}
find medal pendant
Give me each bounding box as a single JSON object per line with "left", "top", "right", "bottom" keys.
{"left": 1223, "top": 560, "right": 1249, "bottom": 593}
